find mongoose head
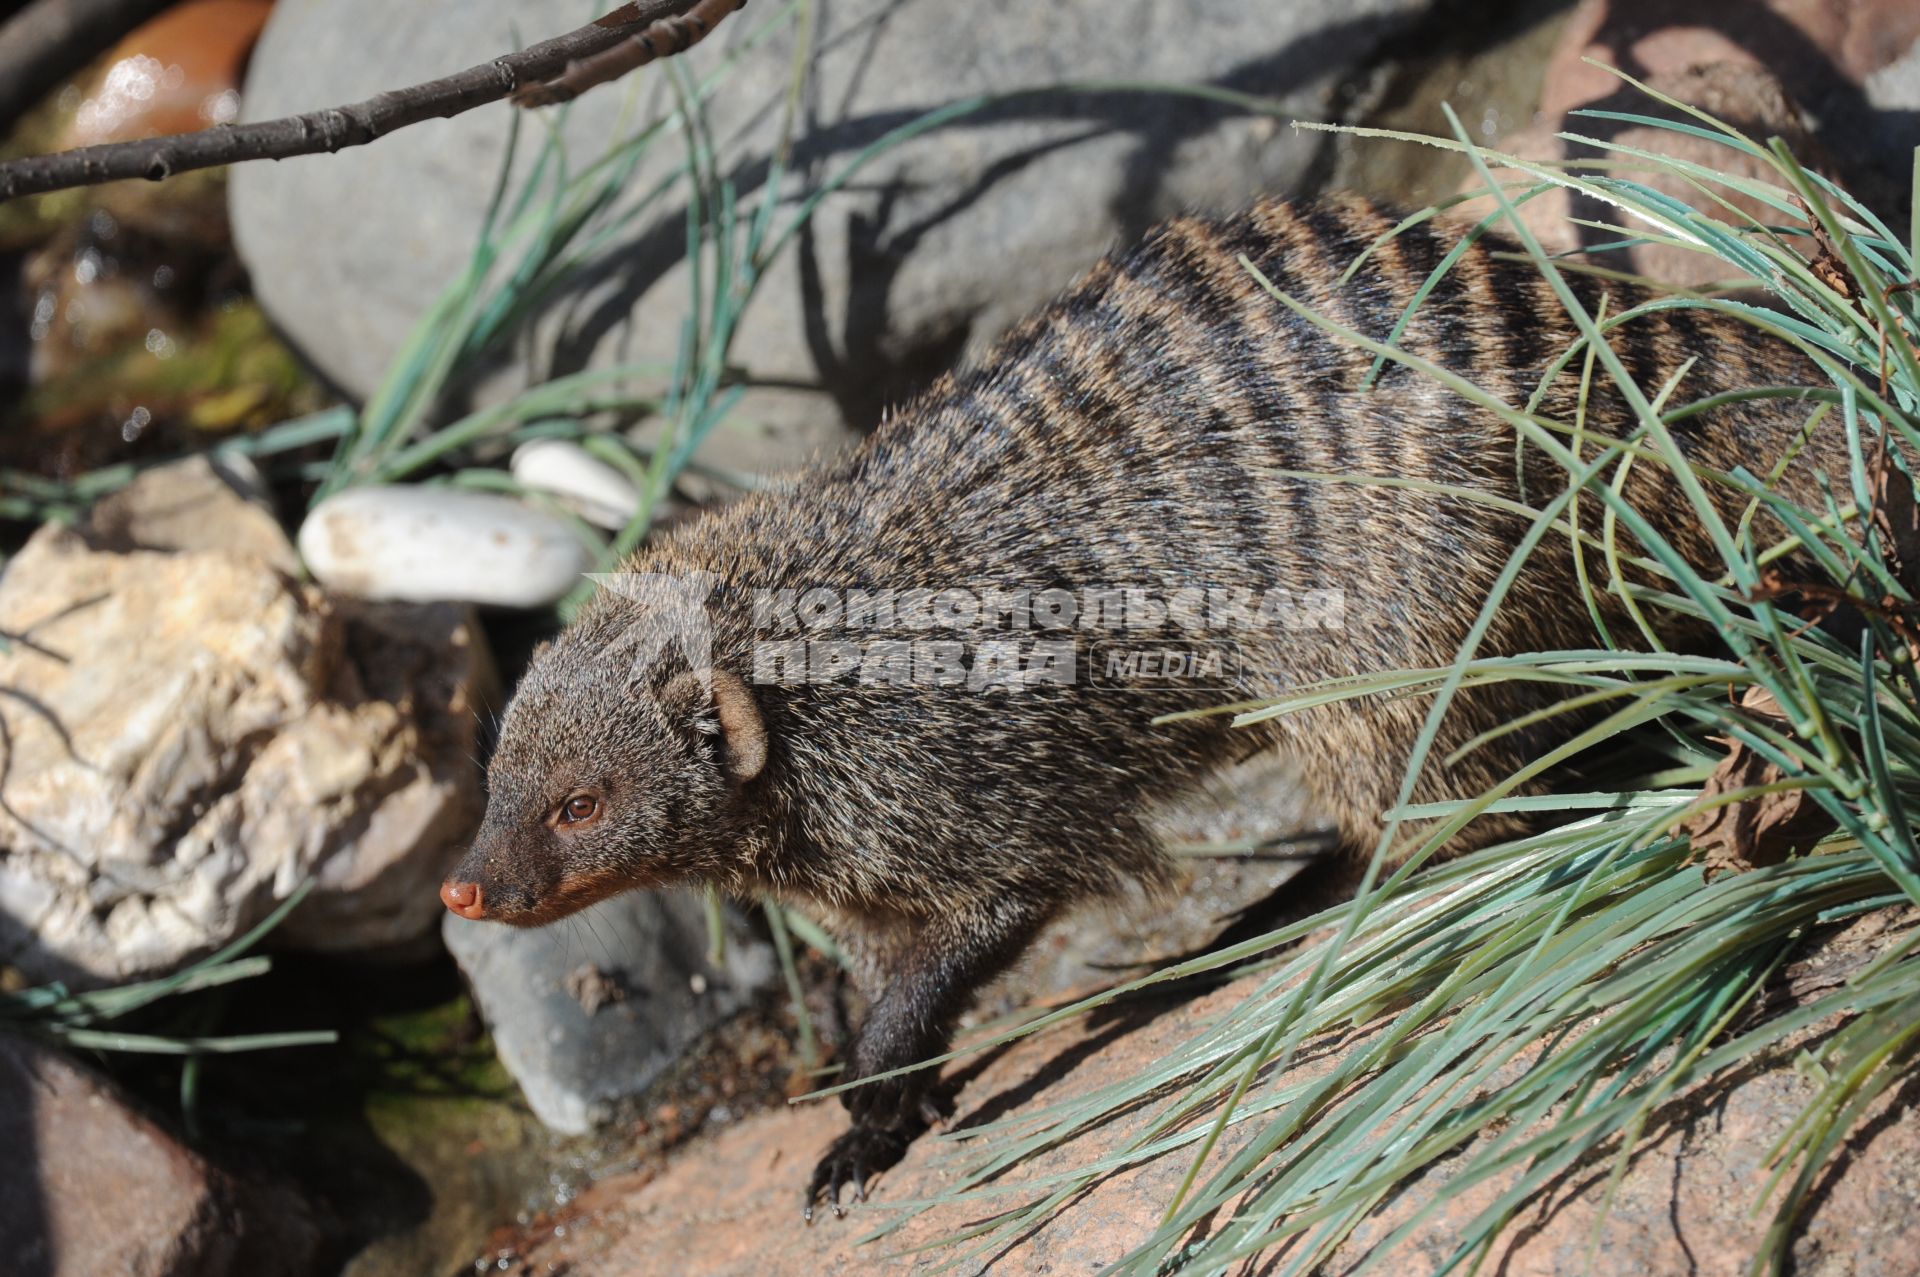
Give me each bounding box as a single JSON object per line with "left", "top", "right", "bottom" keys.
{"left": 439, "top": 628, "right": 767, "bottom": 927}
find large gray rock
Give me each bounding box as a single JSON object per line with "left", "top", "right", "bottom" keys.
{"left": 0, "top": 462, "right": 488, "bottom": 985}
{"left": 231, "top": 0, "right": 1426, "bottom": 476}
{"left": 443, "top": 888, "right": 776, "bottom": 1134}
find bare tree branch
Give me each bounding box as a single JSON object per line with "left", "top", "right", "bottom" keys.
{"left": 0, "top": 0, "right": 744, "bottom": 205}
{"left": 514, "top": 0, "right": 745, "bottom": 107}
{"left": 0, "top": 0, "right": 177, "bottom": 133}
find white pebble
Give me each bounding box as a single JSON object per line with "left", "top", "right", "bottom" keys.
{"left": 298, "top": 485, "right": 593, "bottom": 608}
{"left": 510, "top": 440, "right": 642, "bottom": 530}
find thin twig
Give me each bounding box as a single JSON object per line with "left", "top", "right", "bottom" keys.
{"left": 514, "top": 0, "right": 747, "bottom": 107}
{"left": 0, "top": 0, "right": 732, "bottom": 203}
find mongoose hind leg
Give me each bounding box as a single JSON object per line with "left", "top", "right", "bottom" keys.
{"left": 805, "top": 892, "right": 1058, "bottom": 1220}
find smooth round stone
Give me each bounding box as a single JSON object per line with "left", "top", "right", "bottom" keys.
{"left": 299, "top": 485, "right": 593, "bottom": 607}
{"left": 510, "top": 440, "right": 642, "bottom": 530}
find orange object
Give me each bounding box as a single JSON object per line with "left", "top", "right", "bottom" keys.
{"left": 65, "top": 0, "right": 274, "bottom": 148}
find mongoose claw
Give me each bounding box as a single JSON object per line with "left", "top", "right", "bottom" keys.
{"left": 803, "top": 1123, "right": 912, "bottom": 1222}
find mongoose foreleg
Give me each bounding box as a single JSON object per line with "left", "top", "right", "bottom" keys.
{"left": 805, "top": 894, "right": 1055, "bottom": 1219}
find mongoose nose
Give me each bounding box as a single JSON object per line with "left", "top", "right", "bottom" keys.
{"left": 440, "top": 880, "right": 487, "bottom": 920}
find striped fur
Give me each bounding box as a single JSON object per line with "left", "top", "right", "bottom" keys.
{"left": 453, "top": 194, "right": 1843, "bottom": 1207}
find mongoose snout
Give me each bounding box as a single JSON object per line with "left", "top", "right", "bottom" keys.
{"left": 439, "top": 879, "right": 487, "bottom": 920}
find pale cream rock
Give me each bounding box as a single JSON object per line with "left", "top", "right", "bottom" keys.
{"left": 299, "top": 484, "right": 595, "bottom": 607}
{"left": 0, "top": 523, "right": 485, "bottom": 983}
{"left": 510, "top": 439, "right": 643, "bottom": 530}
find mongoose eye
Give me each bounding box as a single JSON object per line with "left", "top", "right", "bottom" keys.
{"left": 559, "top": 793, "right": 599, "bottom": 825}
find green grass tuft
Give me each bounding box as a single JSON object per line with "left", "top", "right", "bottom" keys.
{"left": 0, "top": 880, "right": 338, "bottom": 1059}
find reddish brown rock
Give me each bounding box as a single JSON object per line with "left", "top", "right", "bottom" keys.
{"left": 63, "top": 0, "right": 274, "bottom": 148}
{"left": 1462, "top": 0, "right": 1918, "bottom": 289}
{"left": 490, "top": 915, "right": 1920, "bottom": 1276}
{"left": 47, "top": 0, "right": 273, "bottom": 241}
{"left": 1481, "top": 60, "right": 1833, "bottom": 288}
{"left": 0, "top": 1034, "right": 317, "bottom": 1277}
{"left": 1538, "top": 0, "right": 1920, "bottom": 119}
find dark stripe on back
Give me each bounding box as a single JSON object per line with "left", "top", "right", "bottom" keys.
{"left": 1139, "top": 215, "right": 1329, "bottom": 580}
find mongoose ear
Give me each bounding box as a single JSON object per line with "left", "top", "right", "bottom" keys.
{"left": 663, "top": 668, "right": 767, "bottom": 784}
{"left": 711, "top": 667, "right": 767, "bottom": 783}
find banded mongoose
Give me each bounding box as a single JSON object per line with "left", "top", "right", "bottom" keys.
{"left": 440, "top": 194, "right": 1844, "bottom": 1216}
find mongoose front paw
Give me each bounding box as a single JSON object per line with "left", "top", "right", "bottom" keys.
{"left": 802, "top": 1122, "right": 916, "bottom": 1222}
{"left": 839, "top": 1068, "right": 919, "bottom": 1123}
{"left": 838, "top": 1056, "right": 954, "bottom": 1128}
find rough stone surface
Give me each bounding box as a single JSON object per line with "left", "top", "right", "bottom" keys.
{"left": 1336, "top": 0, "right": 1571, "bottom": 212}
{"left": 1534, "top": 0, "right": 1920, "bottom": 132}
{"left": 0, "top": 476, "right": 488, "bottom": 983}
{"left": 231, "top": 0, "right": 1427, "bottom": 476}
{"left": 1488, "top": 61, "right": 1838, "bottom": 289}
{"left": 81, "top": 453, "right": 297, "bottom": 573}
{"left": 0, "top": 1034, "right": 318, "bottom": 1277}
{"left": 490, "top": 911, "right": 1920, "bottom": 1276}
{"left": 443, "top": 888, "right": 777, "bottom": 1135}
{"left": 1468, "top": 0, "right": 1920, "bottom": 289}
